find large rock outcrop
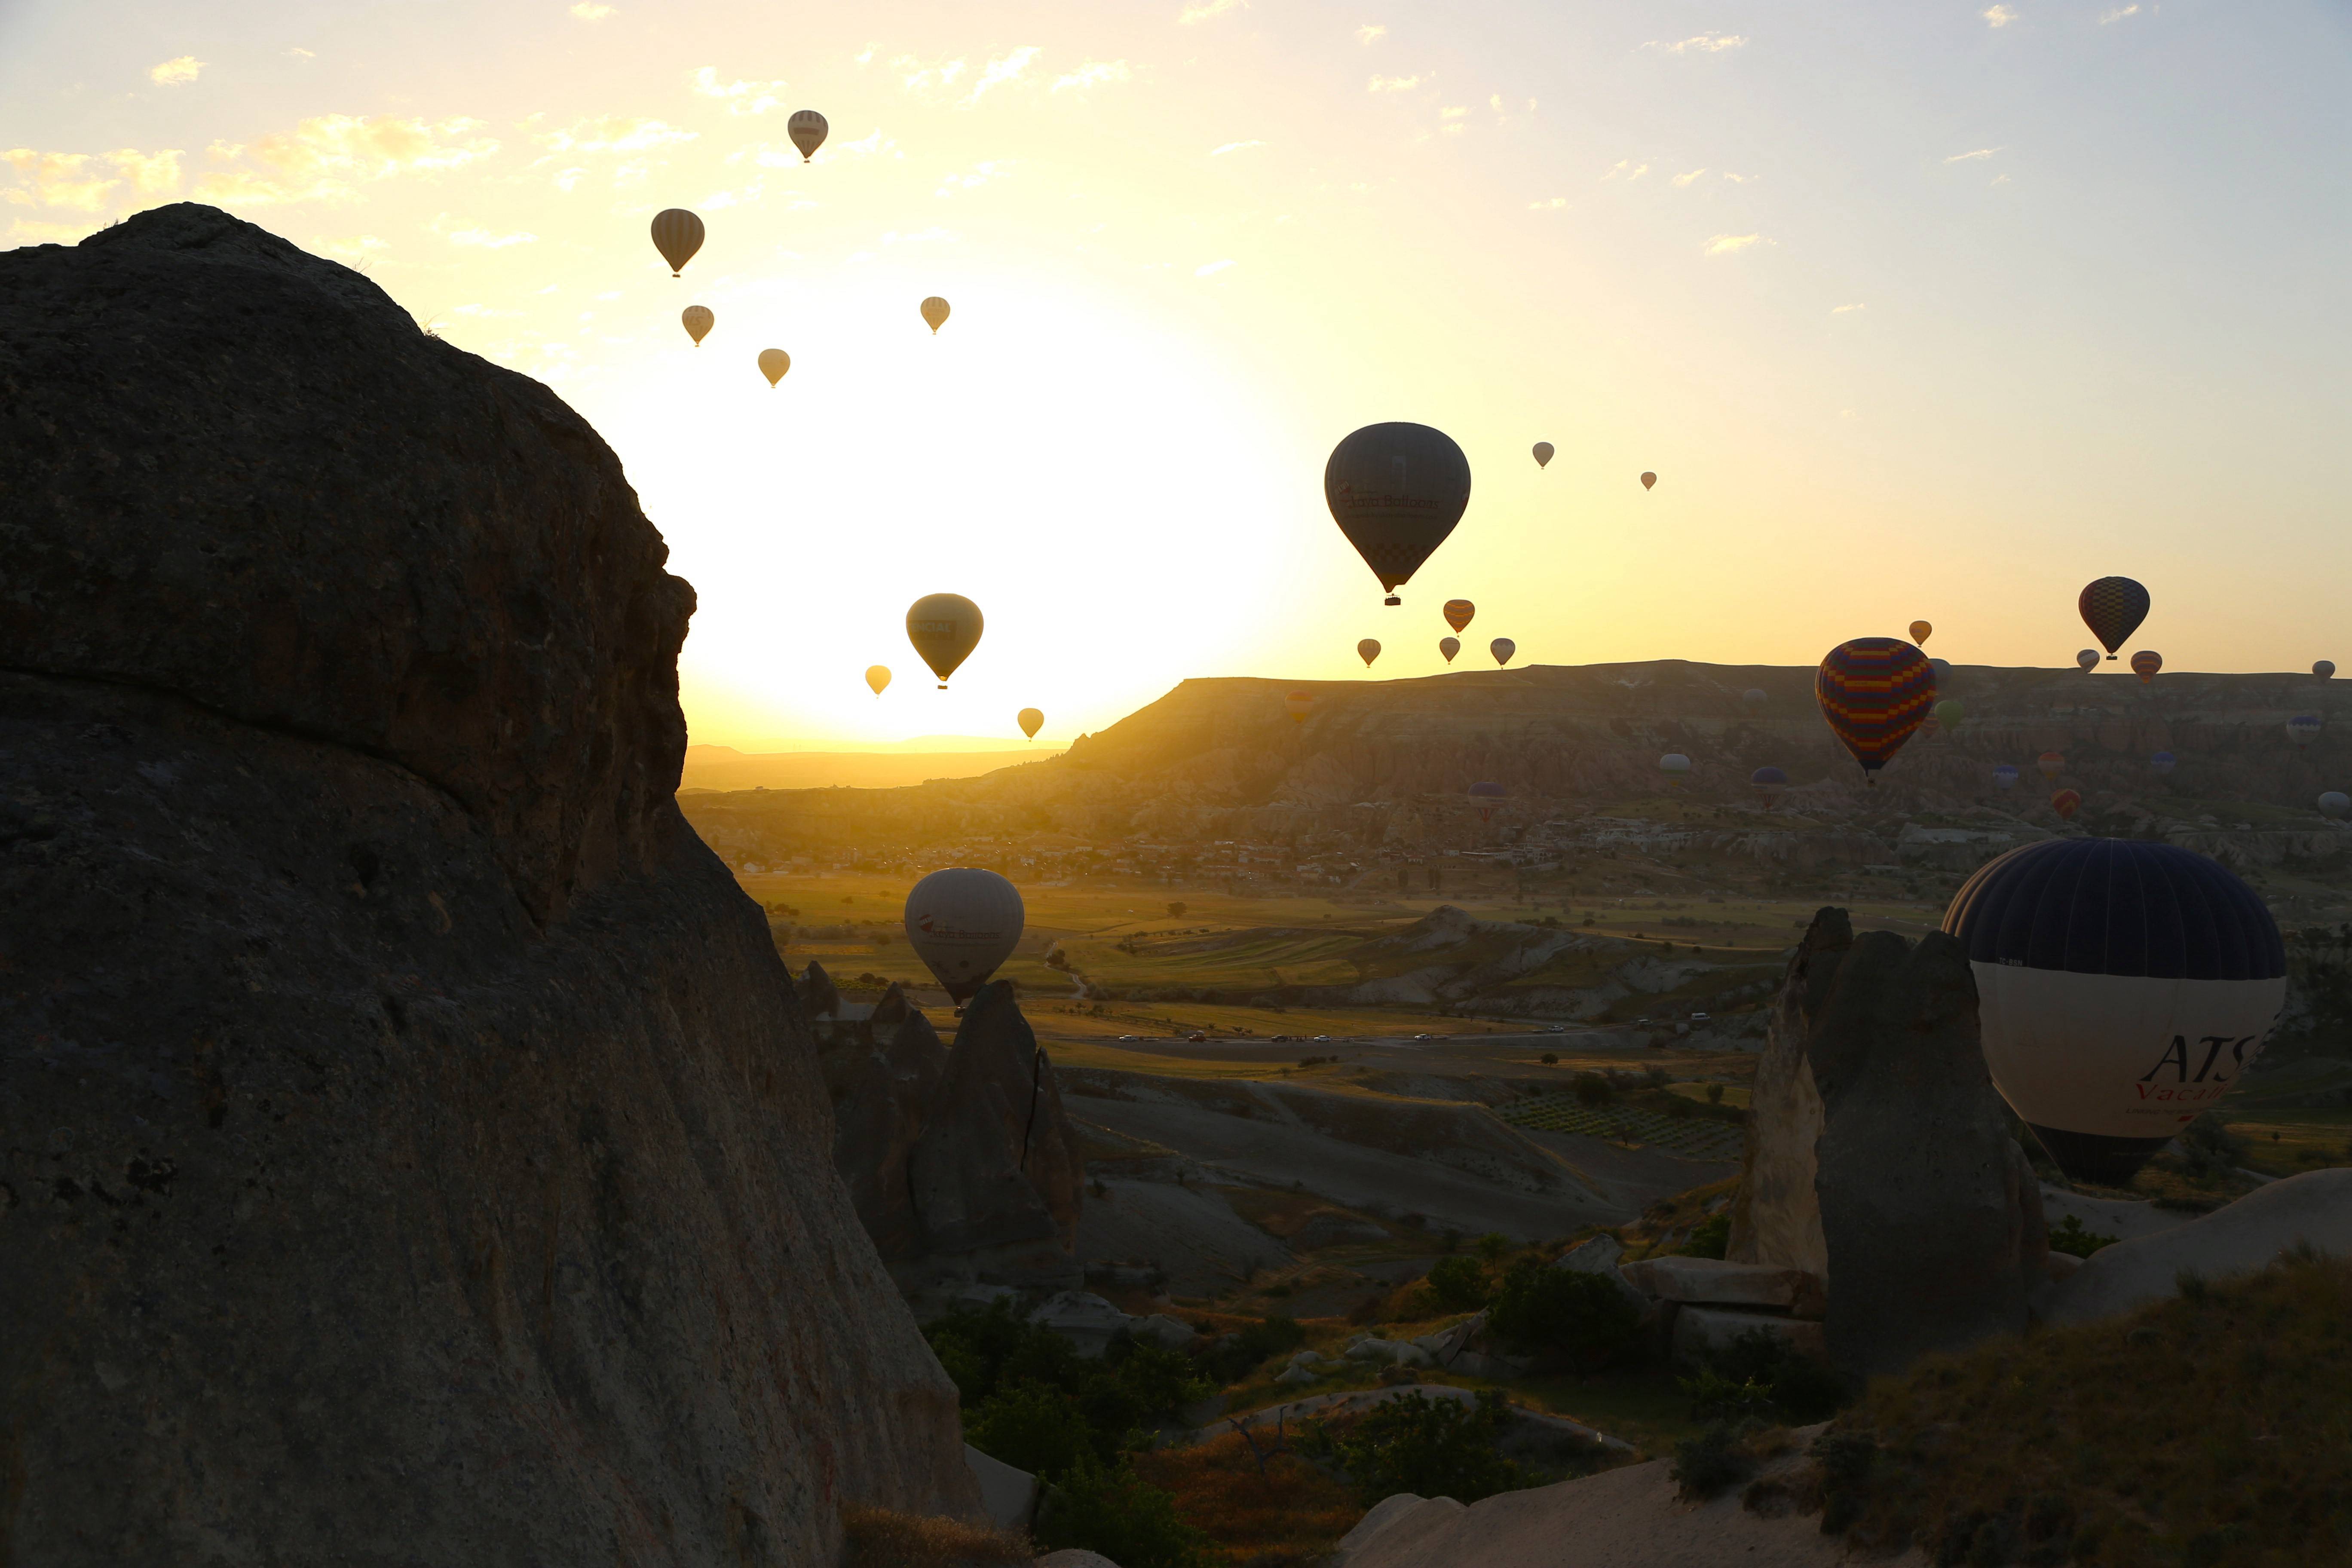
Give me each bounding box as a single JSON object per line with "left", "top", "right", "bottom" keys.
{"left": 819, "top": 980, "right": 1086, "bottom": 1301}
{"left": 0, "top": 205, "right": 977, "bottom": 1563}
{"left": 1728, "top": 909, "right": 2046, "bottom": 1379}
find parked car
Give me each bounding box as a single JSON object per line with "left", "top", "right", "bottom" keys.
{"left": 1188, "top": 1032, "right": 1207, "bottom": 1042}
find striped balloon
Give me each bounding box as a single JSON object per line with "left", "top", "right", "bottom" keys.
{"left": 1815, "top": 637, "right": 1937, "bottom": 782}
{"left": 2078, "top": 576, "right": 2150, "bottom": 658}
{"left": 650, "top": 208, "right": 705, "bottom": 276}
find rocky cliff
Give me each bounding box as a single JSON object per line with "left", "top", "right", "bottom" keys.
{"left": 0, "top": 205, "right": 977, "bottom": 1564}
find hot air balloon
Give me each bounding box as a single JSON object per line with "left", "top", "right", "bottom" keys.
{"left": 2321, "top": 791, "right": 2350, "bottom": 820}
{"left": 650, "top": 208, "right": 704, "bottom": 276}
{"left": 2289, "top": 715, "right": 2321, "bottom": 746}
{"left": 2076, "top": 650, "right": 2100, "bottom": 673}
{"left": 1943, "top": 838, "right": 2285, "bottom": 1183}
{"left": 2051, "top": 788, "right": 2082, "bottom": 820}
{"left": 1439, "top": 637, "right": 1461, "bottom": 663}
{"left": 1932, "top": 698, "right": 1966, "bottom": 729}
{"left": 1358, "top": 639, "right": 1382, "bottom": 669}
{"left": 1017, "top": 707, "right": 1043, "bottom": 740}
{"left": 1750, "top": 765, "right": 1788, "bottom": 801}
{"left": 1639, "top": 471, "right": 1657, "bottom": 490}
{"left": 2078, "top": 576, "right": 2150, "bottom": 660}
{"left": 906, "top": 594, "right": 983, "bottom": 688}
{"left": 2130, "top": 650, "right": 2162, "bottom": 684}
{"left": 2151, "top": 751, "right": 2177, "bottom": 775}
{"left": 1743, "top": 688, "right": 1767, "bottom": 710}
{"left": 1532, "top": 442, "right": 1554, "bottom": 469}
{"left": 1910, "top": 620, "right": 1933, "bottom": 646}
{"left": 1992, "top": 763, "right": 2019, "bottom": 790}
{"left": 1469, "top": 781, "right": 1507, "bottom": 822}
{"left": 865, "top": 665, "right": 891, "bottom": 697}
{"left": 1443, "top": 599, "right": 1476, "bottom": 633}
{"left": 1659, "top": 753, "right": 1692, "bottom": 789}
{"left": 788, "top": 109, "right": 829, "bottom": 162}
{"left": 682, "top": 305, "right": 714, "bottom": 346}
{"left": 921, "top": 296, "right": 951, "bottom": 334}
{"left": 1286, "top": 691, "right": 1314, "bottom": 724}
{"left": 904, "top": 867, "right": 1025, "bottom": 1003}
{"left": 2038, "top": 750, "right": 2065, "bottom": 779}
{"left": 1325, "top": 423, "right": 1473, "bottom": 606}
{"left": 1928, "top": 657, "right": 1953, "bottom": 685}
{"left": 758, "top": 348, "right": 791, "bottom": 386}
{"left": 1491, "top": 638, "right": 1516, "bottom": 667}
{"left": 2316, "top": 661, "right": 2337, "bottom": 680}
{"left": 1814, "top": 638, "right": 1936, "bottom": 783}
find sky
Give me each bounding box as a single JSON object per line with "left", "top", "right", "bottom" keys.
{"left": 6, "top": 0, "right": 2349, "bottom": 752}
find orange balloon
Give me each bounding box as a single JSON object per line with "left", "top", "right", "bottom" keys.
{"left": 1909, "top": 620, "right": 1932, "bottom": 645}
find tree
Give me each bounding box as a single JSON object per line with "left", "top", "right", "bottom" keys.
{"left": 1167, "top": 901, "right": 1186, "bottom": 918}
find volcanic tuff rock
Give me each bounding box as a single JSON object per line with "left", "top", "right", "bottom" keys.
{"left": 0, "top": 205, "right": 977, "bottom": 1563}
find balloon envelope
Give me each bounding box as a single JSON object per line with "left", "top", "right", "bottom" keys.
{"left": 1659, "top": 754, "right": 1691, "bottom": 786}
{"left": 2151, "top": 751, "right": 2177, "bottom": 774}
{"left": 2131, "top": 650, "right": 2162, "bottom": 683}
{"left": 1743, "top": 689, "right": 1767, "bottom": 709}
{"left": 906, "top": 594, "right": 983, "bottom": 686}
{"left": 2051, "top": 788, "right": 2082, "bottom": 820}
{"left": 1443, "top": 599, "right": 1475, "bottom": 633}
{"left": 1944, "top": 838, "right": 2285, "bottom": 1182}
{"left": 2078, "top": 576, "right": 2151, "bottom": 657}
{"left": 788, "top": 109, "right": 829, "bottom": 161}
{"left": 1815, "top": 638, "right": 1936, "bottom": 778}
{"left": 921, "top": 296, "right": 951, "bottom": 333}
{"left": 650, "top": 208, "right": 705, "bottom": 275}
{"left": 2076, "top": 650, "right": 2100, "bottom": 673}
{"left": 1439, "top": 636, "right": 1460, "bottom": 663}
{"left": 1357, "top": 639, "right": 1381, "bottom": 668}
{"left": 2038, "top": 750, "right": 2065, "bottom": 778}
{"left": 2316, "top": 660, "right": 2337, "bottom": 680}
{"left": 1909, "top": 620, "right": 1933, "bottom": 645}
{"left": 1750, "top": 766, "right": 1788, "bottom": 793}
{"left": 681, "top": 305, "right": 714, "bottom": 345}
{"left": 864, "top": 665, "right": 891, "bottom": 696}
{"left": 1285, "top": 690, "right": 1314, "bottom": 724}
{"left": 1325, "top": 424, "right": 1473, "bottom": 603}
{"left": 1017, "top": 707, "right": 1044, "bottom": 740}
{"left": 758, "top": 348, "right": 791, "bottom": 386}
{"left": 1992, "top": 763, "right": 2019, "bottom": 788}
{"left": 1531, "top": 442, "right": 1554, "bottom": 469}
{"left": 1639, "top": 471, "right": 1657, "bottom": 490}
{"left": 1468, "top": 781, "right": 1507, "bottom": 798}
{"left": 2289, "top": 715, "right": 2321, "bottom": 745}
{"left": 1490, "top": 638, "right": 1515, "bottom": 667}
{"left": 1932, "top": 698, "right": 1965, "bottom": 727}
{"left": 904, "top": 868, "right": 1026, "bottom": 1003}
{"left": 2321, "top": 792, "right": 2350, "bottom": 819}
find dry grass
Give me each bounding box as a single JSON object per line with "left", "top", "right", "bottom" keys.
{"left": 1130, "top": 1431, "right": 1366, "bottom": 1566}
{"left": 1822, "top": 1250, "right": 2352, "bottom": 1566}
{"left": 839, "top": 1506, "right": 1032, "bottom": 1568}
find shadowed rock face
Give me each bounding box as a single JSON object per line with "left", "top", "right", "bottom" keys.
{"left": 1732, "top": 909, "right": 2046, "bottom": 1381}
{"left": 0, "top": 206, "right": 976, "bottom": 1564}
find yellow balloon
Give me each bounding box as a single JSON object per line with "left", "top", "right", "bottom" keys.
{"left": 650, "top": 208, "right": 704, "bottom": 276}
{"left": 681, "top": 306, "right": 713, "bottom": 346}
{"left": 1357, "top": 639, "right": 1381, "bottom": 668}
{"left": 921, "top": 296, "right": 951, "bottom": 334}
{"left": 758, "top": 348, "right": 791, "bottom": 386}
{"left": 1910, "top": 620, "right": 1933, "bottom": 646}
{"left": 1639, "top": 471, "right": 1657, "bottom": 490}
{"left": 1017, "top": 707, "right": 1044, "bottom": 740}
{"left": 865, "top": 665, "right": 891, "bottom": 696}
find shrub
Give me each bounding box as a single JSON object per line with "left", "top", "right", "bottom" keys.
{"left": 1484, "top": 1257, "right": 1646, "bottom": 1371}
{"left": 927, "top": 1302, "right": 1211, "bottom": 1478}
{"left": 840, "top": 1505, "right": 1034, "bottom": 1568}
{"left": 1474, "top": 1231, "right": 1512, "bottom": 1262}
{"left": 2168, "top": 1111, "right": 2249, "bottom": 1180}
{"left": 1036, "top": 1452, "right": 1212, "bottom": 1568}
{"left": 1672, "top": 1422, "right": 1758, "bottom": 1501}
{"left": 1706, "top": 1082, "right": 1726, "bottom": 1104}
{"left": 1297, "top": 1390, "right": 1528, "bottom": 1505}
{"left": 2046, "top": 1213, "right": 2119, "bottom": 1259}
{"left": 1421, "top": 1255, "right": 1491, "bottom": 1312}
{"left": 1681, "top": 1327, "right": 1848, "bottom": 1425}
{"left": 1573, "top": 1072, "right": 1612, "bottom": 1107}
{"left": 1679, "top": 1212, "right": 1731, "bottom": 1259}
{"left": 1194, "top": 1314, "right": 1306, "bottom": 1386}
{"left": 1541, "top": 1051, "right": 1559, "bottom": 1065}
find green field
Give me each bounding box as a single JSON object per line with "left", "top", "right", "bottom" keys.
{"left": 1498, "top": 1094, "right": 1750, "bottom": 1160}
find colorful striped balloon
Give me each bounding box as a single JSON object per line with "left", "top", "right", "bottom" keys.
{"left": 2078, "top": 576, "right": 2150, "bottom": 658}
{"left": 1815, "top": 637, "right": 1937, "bottom": 783}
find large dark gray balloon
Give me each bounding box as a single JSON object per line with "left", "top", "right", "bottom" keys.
{"left": 1324, "top": 422, "right": 1471, "bottom": 605}
{"left": 906, "top": 593, "right": 982, "bottom": 687}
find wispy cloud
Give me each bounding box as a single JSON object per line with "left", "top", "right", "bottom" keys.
{"left": 1356, "top": 23, "right": 1386, "bottom": 44}
{"left": 433, "top": 215, "right": 536, "bottom": 248}
{"left": 1672, "top": 168, "right": 1707, "bottom": 187}
{"left": 194, "top": 114, "right": 499, "bottom": 205}
{"left": 1439, "top": 105, "right": 1469, "bottom": 119}
{"left": 1831, "top": 302, "right": 1866, "bottom": 314}
{"left": 1703, "top": 232, "right": 1769, "bottom": 255}
{"left": 1944, "top": 145, "right": 2004, "bottom": 162}
{"left": 689, "top": 66, "right": 787, "bottom": 115}
{"left": 1179, "top": 0, "right": 1244, "bottom": 23}
{"left": 533, "top": 116, "right": 694, "bottom": 156}
{"left": 2099, "top": 3, "right": 2138, "bottom": 19}
{"left": 1602, "top": 159, "right": 1649, "bottom": 181}
{"left": 1053, "top": 60, "right": 1130, "bottom": 92}
{"left": 286, "top": 47, "right": 315, "bottom": 58}
{"left": 1210, "top": 140, "right": 1265, "bottom": 156}
{"left": 1367, "top": 74, "right": 1422, "bottom": 92}
{"left": 892, "top": 55, "right": 967, "bottom": 93}
{"left": 963, "top": 46, "right": 1040, "bottom": 104}
{"left": 568, "top": 2, "right": 616, "bottom": 18}
{"left": 1528, "top": 196, "right": 1567, "bottom": 210}
{"left": 3, "top": 147, "right": 184, "bottom": 212}
{"left": 1982, "top": 5, "right": 2018, "bottom": 25}
{"left": 1647, "top": 33, "right": 1746, "bottom": 53}
{"left": 936, "top": 159, "right": 1009, "bottom": 195}
{"left": 148, "top": 56, "right": 204, "bottom": 85}
{"left": 1195, "top": 258, "right": 1235, "bottom": 276}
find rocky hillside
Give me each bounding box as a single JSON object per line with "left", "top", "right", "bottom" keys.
{"left": 0, "top": 206, "right": 976, "bottom": 1563}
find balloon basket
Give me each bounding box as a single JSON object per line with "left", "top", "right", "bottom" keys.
{"left": 1384, "top": 596, "right": 1400, "bottom": 606}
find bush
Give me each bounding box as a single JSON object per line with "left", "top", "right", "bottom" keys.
{"left": 2169, "top": 1112, "right": 2248, "bottom": 1180}
{"left": 1421, "top": 1255, "right": 1491, "bottom": 1313}
{"left": 1573, "top": 1072, "right": 1611, "bottom": 1107}
{"left": 1680, "top": 1327, "right": 1848, "bottom": 1424}
{"left": 1194, "top": 1314, "right": 1306, "bottom": 1386}
{"left": 1541, "top": 1051, "right": 1559, "bottom": 1065}
{"left": 926, "top": 1301, "right": 1212, "bottom": 1478}
{"left": 1679, "top": 1212, "right": 1731, "bottom": 1259}
{"left": 1706, "top": 1082, "right": 1726, "bottom": 1104}
{"left": 1672, "top": 1422, "right": 1758, "bottom": 1501}
{"left": 1298, "top": 1390, "right": 1528, "bottom": 1505}
{"left": 1037, "top": 1452, "right": 1212, "bottom": 1568}
{"left": 2046, "top": 1213, "right": 2119, "bottom": 1259}
{"left": 1485, "top": 1257, "right": 1646, "bottom": 1371}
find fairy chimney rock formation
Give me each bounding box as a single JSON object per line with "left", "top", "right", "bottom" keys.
{"left": 0, "top": 204, "right": 977, "bottom": 1565}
